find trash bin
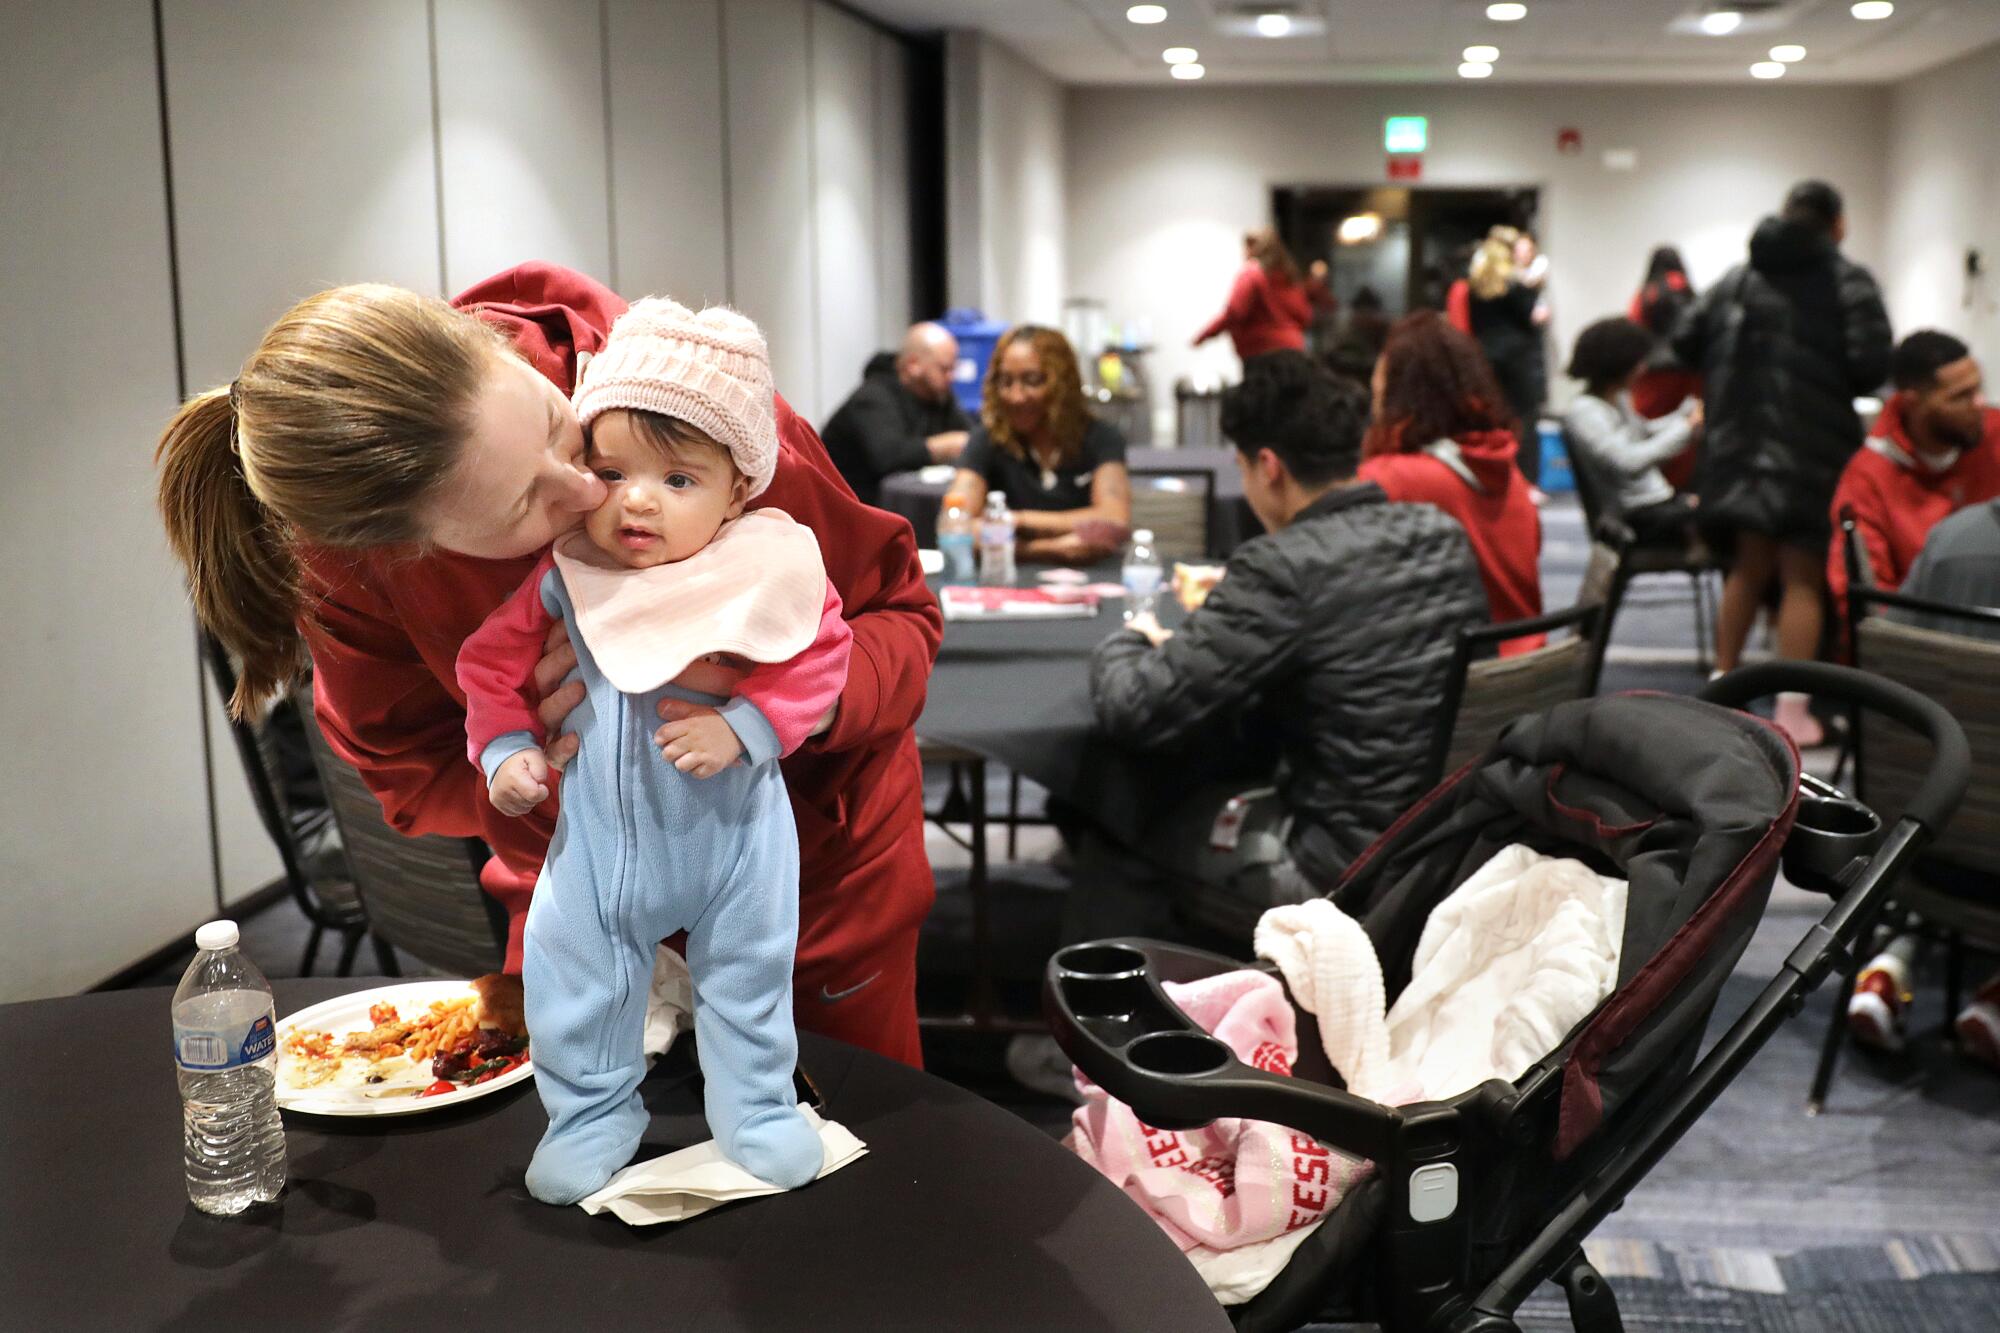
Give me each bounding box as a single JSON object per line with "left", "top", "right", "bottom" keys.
{"left": 1538, "top": 419, "right": 1573, "bottom": 494}
{"left": 936, "top": 308, "right": 1008, "bottom": 415}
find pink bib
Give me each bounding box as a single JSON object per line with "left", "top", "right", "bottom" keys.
{"left": 552, "top": 509, "right": 827, "bottom": 695}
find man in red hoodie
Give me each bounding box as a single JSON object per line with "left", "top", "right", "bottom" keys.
{"left": 302, "top": 263, "right": 940, "bottom": 1067}
{"left": 1828, "top": 330, "right": 2000, "bottom": 626}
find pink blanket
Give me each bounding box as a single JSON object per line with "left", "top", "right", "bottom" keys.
{"left": 1066, "top": 971, "right": 1371, "bottom": 1262}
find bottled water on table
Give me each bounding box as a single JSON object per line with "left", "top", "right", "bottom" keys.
{"left": 173, "top": 920, "right": 287, "bottom": 1215}
{"left": 938, "top": 491, "right": 977, "bottom": 583}
{"left": 978, "top": 492, "right": 1017, "bottom": 586}
{"left": 1122, "top": 528, "right": 1163, "bottom": 622}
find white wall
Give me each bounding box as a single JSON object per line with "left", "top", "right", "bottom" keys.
{"left": 946, "top": 32, "right": 1066, "bottom": 327}
{"left": 1881, "top": 41, "right": 2000, "bottom": 371}
{"left": 1066, "top": 83, "right": 1891, "bottom": 430}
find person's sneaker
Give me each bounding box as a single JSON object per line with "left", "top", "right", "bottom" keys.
{"left": 1952, "top": 974, "right": 2000, "bottom": 1071}
{"left": 1847, "top": 953, "right": 1912, "bottom": 1053}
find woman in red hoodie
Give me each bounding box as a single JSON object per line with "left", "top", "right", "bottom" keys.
{"left": 1193, "top": 228, "right": 1330, "bottom": 363}
{"left": 1358, "top": 311, "right": 1544, "bottom": 651}
{"left": 156, "top": 264, "right": 939, "bottom": 1068}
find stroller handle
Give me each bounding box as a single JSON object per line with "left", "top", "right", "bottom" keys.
{"left": 1698, "top": 662, "right": 1970, "bottom": 836}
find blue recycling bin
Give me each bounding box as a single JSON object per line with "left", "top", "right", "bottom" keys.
{"left": 936, "top": 308, "right": 1008, "bottom": 415}
{"left": 1538, "top": 420, "right": 1573, "bottom": 494}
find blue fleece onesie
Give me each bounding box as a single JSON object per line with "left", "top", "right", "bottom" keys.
{"left": 478, "top": 566, "right": 825, "bottom": 1205}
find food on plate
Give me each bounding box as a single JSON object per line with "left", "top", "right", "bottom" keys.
{"left": 279, "top": 990, "right": 529, "bottom": 1100}
{"left": 1173, "top": 562, "right": 1226, "bottom": 611}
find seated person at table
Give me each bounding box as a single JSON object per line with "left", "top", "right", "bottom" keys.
{"left": 943, "top": 325, "right": 1131, "bottom": 564}
{"left": 821, "top": 322, "right": 970, "bottom": 506}
{"left": 1827, "top": 329, "right": 2000, "bottom": 627}
{"left": 1083, "top": 351, "right": 1486, "bottom": 939}
{"left": 1560, "top": 316, "right": 1702, "bottom": 543}
{"left": 1358, "top": 311, "right": 1543, "bottom": 651}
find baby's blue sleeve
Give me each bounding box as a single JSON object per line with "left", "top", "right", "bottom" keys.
{"left": 717, "top": 696, "right": 781, "bottom": 769}
{"left": 480, "top": 731, "right": 541, "bottom": 785}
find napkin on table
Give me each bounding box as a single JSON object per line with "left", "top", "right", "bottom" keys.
{"left": 576, "top": 1105, "right": 868, "bottom": 1225}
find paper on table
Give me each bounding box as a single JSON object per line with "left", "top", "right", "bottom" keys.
{"left": 576, "top": 1105, "right": 868, "bottom": 1226}
{"left": 919, "top": 548, "right": 945, "bottom": 576}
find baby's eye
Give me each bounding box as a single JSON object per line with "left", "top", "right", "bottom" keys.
{"left": 666, "top": 473, "right": 696, "bottom": 490}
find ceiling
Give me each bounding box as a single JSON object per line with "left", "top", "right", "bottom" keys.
{"left": 843, "top": 0, "right": 2000, "bottom": 85}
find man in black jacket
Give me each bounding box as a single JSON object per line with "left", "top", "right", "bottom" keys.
{"left": 1673, "top": 179, "right": 1892, "bottom": 744}
{"left": 1084, "top": 352, "right": 1487, "bottom": 941}
{"left": 821, "top": 323, "right": 970, "bottom": 505}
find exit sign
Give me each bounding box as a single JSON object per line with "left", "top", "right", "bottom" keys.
{"left": 1384, "top": 116, "right": 1428, "bottom": 154}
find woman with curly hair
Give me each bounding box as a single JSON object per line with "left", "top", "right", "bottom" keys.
{"left": 1359, "top": 311, "right": 1543, "bottom": 649}
{"left": 945, "top": 325, "right": 1132, "bottom": 563}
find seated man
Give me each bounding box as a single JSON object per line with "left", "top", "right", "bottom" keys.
{"left": 1082, "top": 351, "right": 1487, "bottom": 939}
{"left": 821, "top": 322, "right": 970, "bottom": 506}
{"left": 1849, "top": 496, "right": 2000, "bottom": 1068}
{"left": 1827, "top": 329, "right": 2000, "bottom": 626}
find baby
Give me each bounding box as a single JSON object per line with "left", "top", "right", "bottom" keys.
{"left": 456, "top": 299, "right": 851, "bottom": 1205}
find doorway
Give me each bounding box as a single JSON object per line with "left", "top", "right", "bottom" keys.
{"left": 1272, "top": 184, "right": 1541, "bottom": 321}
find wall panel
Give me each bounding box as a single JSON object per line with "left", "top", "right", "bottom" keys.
{"left": 811, "top": 3, "right": 882, "bottom": 416}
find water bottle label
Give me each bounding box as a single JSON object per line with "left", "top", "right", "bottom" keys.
{"left": 174, "top": 1013, "right": 275, "bottom": 1071}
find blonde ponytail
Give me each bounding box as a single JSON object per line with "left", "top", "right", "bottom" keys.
{"left": 155, "top": 284, "right": 505, "bottom": 718}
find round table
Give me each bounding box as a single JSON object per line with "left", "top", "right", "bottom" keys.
{"left": 0, "top": 980, "right": 1229, "bottom": 1332}
{"left": 879, "top": 447, "right": 1257, "bottom": 556}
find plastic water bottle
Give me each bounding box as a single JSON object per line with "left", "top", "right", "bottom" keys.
{"left": 1122, "top": 528, "right": 1163, "bottom": 622}
{"left": 979, "top": 492, "right": 1017, "bottom": 586}
{"left": 938, "top": 491, "right": 977, "bottom": 583}
{"left": 173, "top": 920, "right": 287, "bottom": 1215}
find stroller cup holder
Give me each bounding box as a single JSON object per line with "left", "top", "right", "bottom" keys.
{"left": 1783, "top": 774, "right": 1883, "bottom": 893}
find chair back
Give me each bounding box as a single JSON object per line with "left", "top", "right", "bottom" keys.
{"left": 1175, "top": 378, "right": 1226, "bottom": 447}
{"left": 1429, "top": 603, "right": 1603, "bottom": 784}
{"left": 1128, "top": 468, "right": 1215, "bottom": 562}
{"left": 1852, "top": 587, "right": 2000, "bottom": 877}
{"left": 1559, "top": 425, "right": 1610, "bottom": 534}
{"left": 298, "top": 708, "right": 508, "bottom": 976}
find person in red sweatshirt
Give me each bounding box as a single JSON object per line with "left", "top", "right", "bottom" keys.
{"left": 1357, "top": 311, "right": 1544, "bottom": 653}
{"left": 1193, "top": 228, "right": 1330, "bottom": 363}
{"left": 1828, "top": 329, "right": 2000, "bottom": 628}
{"left": 156, "top": 264, "right": 939, "bottom": 1068}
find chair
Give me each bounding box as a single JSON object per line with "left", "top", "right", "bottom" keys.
{"left": 1562, "top": 425, "right": 1717, "bottom": 671}
{"left": 1091, "top": 388, "right": 1152, "bottom": 447}
{"left": 1127, "top": 467, "right": 1216, "bottom": 563}
{"left": 1806, "top": 566, "right": 2000, "bottom": 1111}
{"left": 297, "top": 707, "right": 509, "bottom": 979}
{"left": 1427, "top": 603, "right": 1604, "bottom": 785}
{"left": 1576, "top": 524, "right": 1629, "bottom": 690}
{"left": 199, "top": 633, "right": 387, "bottom": 977}
{"left": 1174, "top": 377, "right": 1226, "bottom": 446}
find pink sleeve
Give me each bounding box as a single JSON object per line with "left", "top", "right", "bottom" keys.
{"left": 454, "top": 552, "right": 560, "bottom": 765}
{"left": 734, "top": 579, "right": 854, "bottom": 757}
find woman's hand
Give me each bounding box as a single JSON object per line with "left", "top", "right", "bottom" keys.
{"left": 533, "top": 621, "right": 584, "bottom": 771}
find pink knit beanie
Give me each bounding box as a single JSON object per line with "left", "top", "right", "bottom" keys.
{"left": 572, "top": 297, "right": 778, "bottom": 498}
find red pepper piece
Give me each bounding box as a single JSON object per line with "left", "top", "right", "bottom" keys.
{"left": 420, "top": 1079, "right": 457, "bottom": 1098}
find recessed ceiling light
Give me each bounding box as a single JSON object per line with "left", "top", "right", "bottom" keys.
{"left": 1463, "top": 44, "right": 1500, "bottom": 63}
{"left": 1459, "top": 60, "right": 1494, "bottom": 78}
{"left": 1750, "top": 60, "right": 1786, "bottom": 79}
{"left": 1162, "top": 46, "right": 1197, "bottom": 64}
{"left": 1126, "top": 4, "right": 1168, "bottom": 24}
{"left": 1699, "top": 10, "right": 1743, "bottom": 36}
{"left": 1851, "top": 1, "right": 1894, "bottom": 19}
{"left": 1170, "top": 62, "right": 1206, "bottom": 80}
{"left": 1255, "top": 13, "right": 1292, "bottom": 38}
{"left": 1486, "top": 2, "right": 1527, "bottom": 20}
{"left": 1770, "top": 44, "right": 1806, "bottom": 62}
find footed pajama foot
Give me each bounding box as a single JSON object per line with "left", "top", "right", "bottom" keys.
{"left": 524, "top": 1098, "right": 649, "bottom": 1205}
{"left": 725, "top": 1104, "right": 823, "bottom": 1189}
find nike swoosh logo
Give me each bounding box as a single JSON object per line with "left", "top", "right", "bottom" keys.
{"left": 818, "top": 971, "right": 882, "bottom": 1003}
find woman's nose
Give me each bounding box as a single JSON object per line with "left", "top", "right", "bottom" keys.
{"left": 562, "top": 465, "right": 607, "bottom": 511}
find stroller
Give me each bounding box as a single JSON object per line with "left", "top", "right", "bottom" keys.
{"left": 1045, "top": 663, "right": 1969, "bottom": 1333}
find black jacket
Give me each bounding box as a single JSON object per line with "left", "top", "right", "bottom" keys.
{"left": 1090, "top": 484, "right": 1487, "bottom": 889}
{"left": 1672, "top": 217, "right": 1892, "bottom": 542}
{"left": 821, "top": 353, "right": 969, "bottom": 506}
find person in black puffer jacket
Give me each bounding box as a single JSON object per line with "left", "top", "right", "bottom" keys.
{"left": 1080, "top": 352, "right": 1487, "bottom": 944}
{"left": 1672, "top": 180, "right": 1891, "bottom": 745}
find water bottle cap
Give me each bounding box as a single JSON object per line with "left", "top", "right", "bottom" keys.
{"left": 1132, "top": 529, "right": 1154, "bottom": 544}
{"left": 195, "top": 920, "right": 240, "bottom": 952}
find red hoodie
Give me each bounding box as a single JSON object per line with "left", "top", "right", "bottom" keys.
{"left": 299, "top": 262, "right": 941, "bottom": 1066}
{"left": 1828, "top": 394, "right": 2000, "bottom": 626}
{"left": 1195, "top": 262, "right": 1314, "bottom": 361}
{"left": 1359, "top": 427, "right": 1544, "bottom": 652}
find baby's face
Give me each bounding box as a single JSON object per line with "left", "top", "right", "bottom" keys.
{"left": 583, "top": 411, "right": 750, "bottom": 568}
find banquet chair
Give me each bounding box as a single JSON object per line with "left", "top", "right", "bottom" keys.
{"left": 1128, "top": 468, "right": 1216, "bottom": 563}
{"left": 199, "top": 632, "right": 385, "bottom": 978}
{"left": 298, "top": 706, "right": 509, "bottom": 979}
{"left": 1576, "top": 523, "right": 1630, "bottom": 689}
{"left": 1426, "top": 602, "right": 1604, "bottom": 786}
{"left": 1807, "top": 573, "right": 2000, "bottom": 1111}
{"left": 1175, "top": 377, "right": 1227, "bottom": 446}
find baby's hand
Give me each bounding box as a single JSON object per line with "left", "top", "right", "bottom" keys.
{"left": 655, "top": 708, "right": 744, "bottom": 779}
{"left": 489, "top": 748, "right": 552, "bottom": 816}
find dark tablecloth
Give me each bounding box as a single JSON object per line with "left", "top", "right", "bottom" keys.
{"left": 0, "top": 980, "right": 1228, "bottom": 1332}
{"left": 880, "top": 446, "right": 1256, "bottom": 555}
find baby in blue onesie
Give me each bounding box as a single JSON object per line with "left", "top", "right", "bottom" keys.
{"left": 458, "top": 299, "right": 852, "bottom": 1206}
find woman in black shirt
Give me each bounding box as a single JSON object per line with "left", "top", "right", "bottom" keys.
{"left": 946, "top": 325, "right": 1132, "bottom": 563}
